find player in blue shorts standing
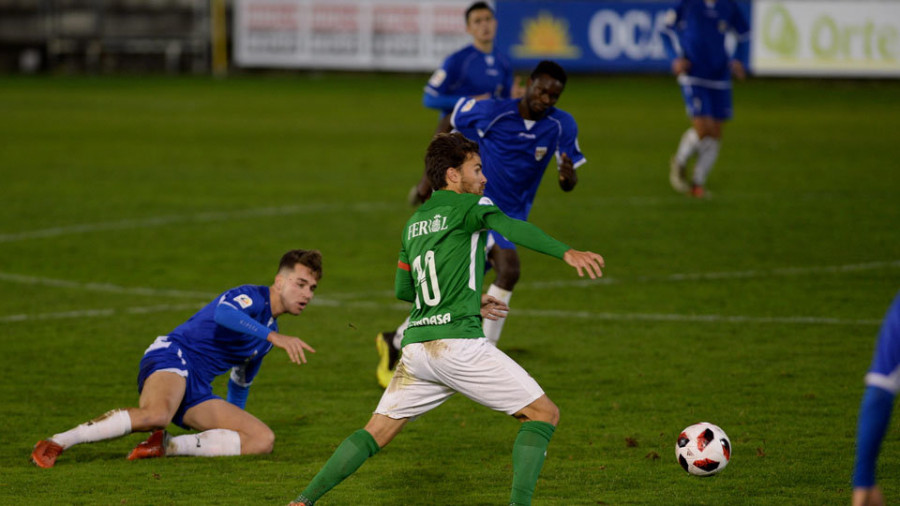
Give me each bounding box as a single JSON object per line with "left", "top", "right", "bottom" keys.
{"left": 376, "top": 60, "right": 585, "bottom": 388}
{"left": 31, "top": 249, "right": 322, "bottom": 468}
{"left": 410, "top": 1, "right": 522, "bottom": 205}
{"left": 852, "top": 291, "right": 900, "bottom": 505}
{"left": 661, "top": 0, "right": 750, "bottom": 198}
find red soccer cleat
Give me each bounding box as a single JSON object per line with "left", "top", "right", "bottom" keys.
{"left": 127, "top": 429, "right": 168, "bottom": 460}
{"left": 690, "top": 184, "right": 706, "bottom": 198}
{"left": 32, "top": 439, "right": 64, "bottom": 468}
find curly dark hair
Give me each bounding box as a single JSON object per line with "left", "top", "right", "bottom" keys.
{"left": 425, "top": 132, "right": 480, "bottom": 191}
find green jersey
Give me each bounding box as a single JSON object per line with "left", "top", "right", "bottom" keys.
{"left": 395, "top": 190, "right": 570, "bottom": 347}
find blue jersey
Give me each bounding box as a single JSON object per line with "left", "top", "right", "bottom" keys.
{"left": 450, "top": 97, "right": 585, "bottom": 220}
{"left": 853, "top": 291, "right": 900, "bottom": 488}
{"left": 661, "top": 0, "right": 750, "bottom": 86}
{"left": 424, "top": 44, "right": 514, "bottom": 115}
{"left": 866, "top": 292, "right": 900, "bottom": 393}
{"left": 168, "top": 284, "right": 276, "bottom": 383}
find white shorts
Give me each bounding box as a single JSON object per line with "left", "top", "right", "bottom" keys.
{"left": 374, "top": 338, "right": 544, "bottom": 419}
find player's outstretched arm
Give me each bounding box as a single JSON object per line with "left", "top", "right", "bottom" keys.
{"left": 563, "top": 249, "right": 604, "bottom": 279}
{"left": 558, "top": 152, "right": 577, "bottom": 192}
{"left": 267, "top": 331, "right": 316, "bottom": 365}
{"left": 481, "top": 294, "right": 509, "bottom": 321}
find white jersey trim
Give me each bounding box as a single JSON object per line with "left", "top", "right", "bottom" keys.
{"left": 481, "top": 110, "right": 517, "bottom": 137}
{"left": 469, "top": 231, "right": 482, "bottom": 291}
{"left": 145, "top": 335, "right": 172, "bottom": 353}
{"left": 866, "top": 371, "right": 900, "bottom": 394}
{"left": 157, "top": 367, "right": 188, "bottom": 378}
{"left": 678, "top": 73, "right": 732, "bottom": 90}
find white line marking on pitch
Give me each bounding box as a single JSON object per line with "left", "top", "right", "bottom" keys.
{"left": 0, "top": 272, "right": 218, "bottom": 299}
{"left": 6, "top": 258, "right": 896, "bottom": 302}
{"left": 1, "top": 260, "right": 894, "bottom": 325}
{"left": 0, "top": 299, "right": 880, "bottom": 327}
{"left": 0, "top": 304, "right": 203, "bottom": 323}
{"left": 526, "top": 260, "right": 900, "bottom": 289}
{"left": 0, "top": 201, "right": 395, "bottom": 244}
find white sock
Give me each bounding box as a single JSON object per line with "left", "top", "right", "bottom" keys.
{"left": 693, "top": 137, "right": 721, "bottom": 186}
{"left": 167, "top": 429, "right": 242, "bottom": 457}
{"left": 675, "top": 128, "right": 699, "bottom": 166}
{"left": 51, "top": 409, "right": 132, "bottom": 450}
{"left": 483, "top": 284, "right": 512, "bottom": 346}
{"left": 393, "top": 316, "right": 410, "bottom": 350}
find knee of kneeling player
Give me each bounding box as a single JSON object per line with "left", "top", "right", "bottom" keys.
{"left": 243, "top": 427, "right": 275, "bottom": 454}
{"left": 130, "top": 409, "right": 172, "bottom": 431}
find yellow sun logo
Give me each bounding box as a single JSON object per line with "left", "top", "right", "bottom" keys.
{"left": 512, "top": 11, "right": 581, "bottom": 59}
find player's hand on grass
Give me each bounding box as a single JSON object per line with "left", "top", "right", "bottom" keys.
{"left": 730, "top": 59, "right": 746, "bottom": 81}
{"left": 480, "top": 294, "right": 509, "bottom": 321}
{"left": 558, "top": 153, "right": 577, "bottom": 192}
{"left": 672, "top": 57, "right": 691, "bottom": 76}
{"left": 563, "top": 249, "right": 604, "bottom": 279}
{"left": 267, "top": 332, "right": 316, "bottom": 365}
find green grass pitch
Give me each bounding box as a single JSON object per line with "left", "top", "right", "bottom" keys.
{"left": 1, "top": 73, "right": 899, "bottom": 505}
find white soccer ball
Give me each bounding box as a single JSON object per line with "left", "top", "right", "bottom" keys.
{"left": 675, "top": 422, "right": 731, "bottom": 476}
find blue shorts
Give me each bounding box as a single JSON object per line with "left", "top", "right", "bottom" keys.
{"left": 680, "top": 83, "right": 733, "bottom": 120}
{"left": 136, "top": 336, "right": 219, "bottom": 429}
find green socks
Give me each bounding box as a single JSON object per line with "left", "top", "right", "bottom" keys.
{"left": 296, "top": 429, "right": 380, "bottom": 504}
{"left": 295, "top": 423, "right": 554, "bottom": 505}
{"left": 510, "top": 421, "right": 556, "bottom": 506}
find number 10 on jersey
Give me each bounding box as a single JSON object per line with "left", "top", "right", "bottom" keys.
{"left": 413, "top": 250, "right": 441, "bottom": 308}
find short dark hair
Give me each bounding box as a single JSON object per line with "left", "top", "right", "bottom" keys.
{"left": 278, "top": 249, "right": 323, "bottom": 280}
{"left": 425, "top": 132, "right": 480, "bottom": 191}
{"left": 465, "top": 1, "right": 493, "bottom": 23}
{"left": 531, "top": 60, "right": 567, "bottom": 86}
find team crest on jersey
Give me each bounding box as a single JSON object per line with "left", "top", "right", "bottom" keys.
{"left": 461, "top": 98, "right": 477, "bottom": 112}
{"left": 430, "top": 214, "right": 447, "bottom": 233}
{"left": 428, "top": 69, "right": 447, "bottom": 87}
{"left": 233, "top": 294, "right": 253, "bottom": 309}
{"left": 718, "top": 20, "right": 728, "bottom": 33}
{"left": 534, "top": 146, "right": 548, "bottom": 161}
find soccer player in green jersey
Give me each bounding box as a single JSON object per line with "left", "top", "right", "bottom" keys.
{"left": 288, "top": 133, "right": 604, "bottom": 506}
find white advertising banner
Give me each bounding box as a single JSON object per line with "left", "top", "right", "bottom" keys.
{"left": 234, "top": 0, "right": 473, "bottom": 71}
{"left": 753, "top": 0, "right": 900, "bottom": 77}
